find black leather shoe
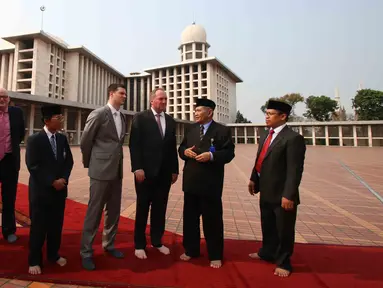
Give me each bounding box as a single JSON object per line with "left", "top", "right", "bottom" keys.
{"left": 82, "top": 257, "right": 95, "bottom": 270}
{"left": 104, "top": 249, "right": 124, "bottom": 259}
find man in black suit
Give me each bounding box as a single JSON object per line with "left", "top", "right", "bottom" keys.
{"left": 129, "top": 87, "right": 179, "bottom": 260}
{"left": 248, "top": 100, "right": 306, "bottom": 277}
{"left": 178, "top": 98, "right": 235, "bottom": 269}
{"left": 25, "top": 104, "right": 74, "bottom": 275}
{"left": 0, "top": 88, "right": 25, "bottom": 243}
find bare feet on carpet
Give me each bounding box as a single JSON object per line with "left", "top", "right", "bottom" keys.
{"left": 155, "top": 245, "right": 170, "bottom": 255}
{"left": 28, "top": 265, "right": 41, "bottom": 275}
{"left": 56, "top": 257, "right": 67, "bottom": 267}
{"left": 135, "top": 249, "right": 147, "bottom": 259}
{"left": 210, "top": 260, "right": 222, "bottom": 268}
{"left": 249, "top": 252, "right": 261, "bottom": 259}
{"left": 274, "top": 267, "right": 291, "bottom": 277}
{"left": 180, "top": 253, "right": 191, "bottom": 261}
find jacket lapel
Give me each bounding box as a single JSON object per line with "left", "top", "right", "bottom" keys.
{"left": 263, "top": 125, "right": 289, "bottom": 160}
{"left": 40, "top": 130, "right": 57, "bottom": 161}
{"left": 120, "top": 113, "right": 126, "bottom": 141}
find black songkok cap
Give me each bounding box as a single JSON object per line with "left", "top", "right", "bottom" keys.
{"left": 41, "top": 104, "right": 62, "bottom": 118}
{"left": 266, "top": 100, "right": 292, "bottom": 115}
{"left": 195, "top": 98, "right": 216, "bottom": 110}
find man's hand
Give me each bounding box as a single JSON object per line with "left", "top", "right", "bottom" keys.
{"left": 281, "top": 197, "right": 294, "bottom": 210}
{"left": 53, "top": 179, "right": 66, "bottom": 191}
{"left": 195, "top": 152, "right": 211, "bottom": 163}
{"left": 184, "top": 145, "right": 197, "bottom": 159}
{"left": 134, "top": 169, "right": 145, "bottom": 183}
{"left": 171, "top": 173, "right": 178, "bottom": 184}
{"left": 248, "top": 180, "right": 258, "bottom": 196}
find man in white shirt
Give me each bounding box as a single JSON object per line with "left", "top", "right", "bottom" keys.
{"left": 80, "top": 84, "right": 127, "bottom": 270}
{"left": 129, "top": 88, "right": 179, "bottom": 260}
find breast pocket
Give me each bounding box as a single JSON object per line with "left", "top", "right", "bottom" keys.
{"left": 95, "top": 152, "right": 112, "bottom": 160}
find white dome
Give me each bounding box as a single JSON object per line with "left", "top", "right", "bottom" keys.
{"left": 181, "top": 23, "right": 207, "bottom": 44}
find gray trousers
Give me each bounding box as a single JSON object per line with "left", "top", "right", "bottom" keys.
{"left": 80, "top": 177, "right": 122, "bottom": 258}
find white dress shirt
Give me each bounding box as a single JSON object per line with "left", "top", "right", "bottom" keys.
{"left": 270, "top": 123, "right": 287, "bottom": 144}
{"left": 107, "top": 103, "right": 122, "bottom": 138}
{"left": 44, "top": 125, "right": 56, "bottom": 140}
{"left": 151, "top": 107, "right": 166, "bottom": 136}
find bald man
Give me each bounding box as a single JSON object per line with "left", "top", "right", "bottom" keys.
{"left": 0, "top": 88, "right": 25, "bottom": 243}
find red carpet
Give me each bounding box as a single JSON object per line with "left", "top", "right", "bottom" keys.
{"left": 0, "top": 183, "right": 382, "bottom": 288}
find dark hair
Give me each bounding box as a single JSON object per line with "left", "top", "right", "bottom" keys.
{"left": 107, "top": 83, "right": 126, "bottom": 96}
{"left": 41, "top": 115, "right": 52, "bottom": 124}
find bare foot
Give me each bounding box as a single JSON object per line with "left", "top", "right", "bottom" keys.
{"left": 210, "top": 260, "right": 222, "bottom": 268}
{"left": 180, "top": 253, "right": 191, "bottom": 261}
{"left": 56, "top": 257, "right": 67, "bottom": 267}
{"left": 29, "top": 265, "right": 41, "bottom": 275}
{"left": 274, "top": 267, "right": 291, "bottom": 277}
{"left": 249, "top": 252, "right": 261, "bottom": 259}
{"left": 156, "top": 245, "right": 170, "bottom": 255}
{"left": 135, "top": 249, "right": 147, "bottom": 259}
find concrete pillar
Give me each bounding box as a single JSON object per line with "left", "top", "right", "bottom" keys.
{"left": 28, "top": 104, "right": 35, "bottom": 136}
{"left": 368, "top": 125, "right": 373, "bottom": 147}
{"left": 325, "top": 126, "right": 329, "bottom": 146}
{"left": 76, "top": 110, "right": 82, "bottom": 145}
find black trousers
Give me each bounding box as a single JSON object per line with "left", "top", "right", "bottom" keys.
{"left": 0, "top": 154, "right": 19, "bottom": 239}
{"left": 183, "top": 192, "right": 224, "bottom": 261}
{"left": 134, "top": 172, "right": 172, "bottom": 249}
{"left": 258, "top": 201, "right": 297, "bottom": 271}
{"left": 28, "top": 193, "right": 66, "bottom": 266}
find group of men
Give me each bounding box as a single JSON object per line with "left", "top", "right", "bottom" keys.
{"left": 0, "top": 84, "right": 305, "bottom": 278}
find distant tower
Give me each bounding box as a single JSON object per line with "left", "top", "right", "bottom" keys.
{"left": 358, "top": 82, "right": 363, "bottom": 91}
{"left": 334, "top": 87, "right": 341, "bottom": 111}
{"left": 179, "top": 22, "right": 210, "bottom": 62}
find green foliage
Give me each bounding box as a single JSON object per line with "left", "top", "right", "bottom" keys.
{"left": 303, "top": 95, "right": 338, "bottom": 121}
{"left": 352, "top": 89, "right": 383, "bottom": 120}
{"left": 235, "top": 110, "right": 251, "bottom": 123}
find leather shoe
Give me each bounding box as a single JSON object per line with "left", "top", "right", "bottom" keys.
{"left": 82, "top": 257, "right": 95, "bottom": 270}
{"left": 104, "top": 249, "right": 124, "bottom": 259}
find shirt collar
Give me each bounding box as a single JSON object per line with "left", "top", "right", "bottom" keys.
{"left": 107, "top": 103, "right": 120, "bottom": 115}
{"left": 151, "top": 107, "right": 164, "bottom": 117}
{"left": 0, "top": 106, "right": 8, "bottom": 113}
{"left": 272, "top": 123, "right": 287, "bottom": 134}
{"left": 202, "top": 120, "right": 213, "bottom": 129}
{"left": 44, "top": 125, "right": 55, "bottom": 138}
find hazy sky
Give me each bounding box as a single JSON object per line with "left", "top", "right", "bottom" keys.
{"left": 0, "top": 0, "right": 382, "bottom": 122}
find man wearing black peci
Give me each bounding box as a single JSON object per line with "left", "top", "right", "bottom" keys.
{"left": 129, "top": 87, "right": 179, "bottom": 260}
{"left": 26, "top": 104, "right": 74, "bottom": 275}
{"left": 178, "top": 98, "right": 235, "bottom": 268}
{"left": 248, "top": 99, "right": 306, "bottom": 277}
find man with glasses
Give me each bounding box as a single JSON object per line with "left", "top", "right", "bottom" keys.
{"left": 248, "top": 99, "right": 306, "bottom": 277}
{"left": 0, "top": 88, "right": 25, "bottom": 243}
{"left": 26, "top": 104, "right": 74, "bottom": 275}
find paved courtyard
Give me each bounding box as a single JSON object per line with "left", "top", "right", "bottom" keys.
{"left": 1, "top": 145, "right": 383, "bottom": 288}
{"left": 12, "top": 144, "right": 383, "bottom": 246}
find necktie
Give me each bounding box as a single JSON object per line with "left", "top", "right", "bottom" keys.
{"left": 156, "top": 114, "right": 164, "bottom": 139}
{"left": 50, "top": 134, "right": 57, "bottom": 159}
{"left": 255, "top": 129, "right": 275, "bottom": 173}
{"left": 200, "top": 125, "right": 204, "bottom": 141}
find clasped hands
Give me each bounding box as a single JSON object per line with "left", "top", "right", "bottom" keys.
{"left": 53, "top": 178, "right": 67, "bottom": 191}
{"left": 134, "top": 169, "right": 178, "bottom": 185}
{"left": 184, "top": 145, "right": 211, "bottom": 163}
{"left": 248, "top": 180, "right": 294, "bottom": 211}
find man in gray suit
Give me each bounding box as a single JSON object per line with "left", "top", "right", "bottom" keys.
{"left": 80, "top": 83, "right": 127, "bottom": 271}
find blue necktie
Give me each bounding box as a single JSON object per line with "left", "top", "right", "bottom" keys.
{"left": 50, "top": 135, "right": 57, "bottom": 159}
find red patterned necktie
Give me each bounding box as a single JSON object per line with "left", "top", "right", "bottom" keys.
{"left": 255, "top": 129, "right": 275, "bottom": 173}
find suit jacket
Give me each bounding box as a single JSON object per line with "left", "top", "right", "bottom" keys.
{"left": 8, "top": 106, "right": 25, "bottom": 171}
{"left": 129, "top": 109, "right": 178, "bottom": 178}
{"left": 80, "top": 105, "right": 126, "bottom": 181}
{"left": 250, "top": 125, "right": 306, "bottom": 205}
{"left": 178, "top": 121, "right": 235, "bottom": 197}
{"left": 25, "top": 130, "right": 74, "bottom": 202}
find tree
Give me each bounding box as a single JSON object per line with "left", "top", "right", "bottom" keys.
{"left": 352, "top": 89, "right": 383, "bottom": 120}
{"left": 260, "top": 93, "right": 305, "bottom": 122}
{"left": 303, "top": 95, "right": 338, "bottom": 121}
{"left": 235, "top": 110, "right": 251, "bottom": 123}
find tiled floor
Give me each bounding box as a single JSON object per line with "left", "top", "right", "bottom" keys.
{"left": 1, "top": 145, "right": 383, "bottom": 287}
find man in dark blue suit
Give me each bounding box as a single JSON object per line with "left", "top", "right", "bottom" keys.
{"left": 26, "top": 104, "right": 74, "bottom": 275}
{"left": 0, "top": 88, "right": 25, "bottom": 243}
